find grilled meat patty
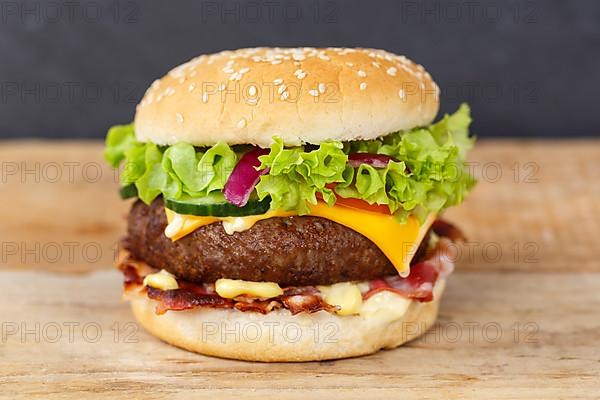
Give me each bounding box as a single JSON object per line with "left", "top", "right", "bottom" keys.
{"left": 124, "top": 198, "right": 428, "bottom": 286}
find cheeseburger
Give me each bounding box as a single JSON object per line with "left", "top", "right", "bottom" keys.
{"left": 104, "top": 47, "right": 475, "bottom": 362}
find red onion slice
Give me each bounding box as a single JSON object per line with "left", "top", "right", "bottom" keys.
{"left": 224, "top": 147, "right": 270, "bottom": 207}
{"left": 347, "top": 153, "right": 396, "bottom": 168}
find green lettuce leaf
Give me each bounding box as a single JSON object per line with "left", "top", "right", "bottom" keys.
{"left": 162, "top": 141, "right": 237, "bottom": 196}
{"left": 337, "top": 104, "right": 476, "bottom": 221}
{"left": 103, "top": 104, "right": 476, "bottom": 219}
{"left": 103, "top": 124, "right": 136, "bottom": 167}
{"left": 254, "top": 138, "right": 347, "bottom": 214}
{"left": 103, "top": 127, "right": 239, "bottom": 204}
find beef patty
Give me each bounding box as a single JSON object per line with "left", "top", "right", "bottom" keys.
{"left": 124, "top": 198, "right": 428, "bottom": 286}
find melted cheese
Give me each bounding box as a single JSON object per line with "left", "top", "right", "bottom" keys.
{"left": 164, "top": 209, "right": 293, "bottom": 241}
{"left": 359, "top": 291, "right": 412, "bottom": 321}
{"left": 143, "top": 269, "right": 179, "bottom": 291}
{"left": 215, "top": 278, "right": 283, "bottom": 299}
{"left": 317, "top": 282, "right": 363, "bottom": 316}
{"left": 165, "top": 205, "right": 435, "bottom": 274}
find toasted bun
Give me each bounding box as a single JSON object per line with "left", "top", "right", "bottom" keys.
{"left": 134, "top": 47, "right": 439, "bottom": 147}
{"left": 128, "top": 281, "right": 445, "bottom": 362}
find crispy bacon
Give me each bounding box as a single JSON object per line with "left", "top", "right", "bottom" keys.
{"left": 143, "top": 285, "right": 335, "bottom": 315}
{"left": 122, "top": 265, "right": 143, "bottom": 292}
{"left": 280, "top": 294, "right": 337, "bottom": 315}
{"left": 234, "top": 300, "right": 281, "bottom": 314}
{"left": 119, "top": 219, "right": 460, "bottom": 315}
{"left": 364, "top": 262, "right": 439, "bottom": 302}
{"left": 147, "top": 287, "right": 233, "bottom": 315}
{"left": 124, "top": 265, "right": 333, "bottom": 315}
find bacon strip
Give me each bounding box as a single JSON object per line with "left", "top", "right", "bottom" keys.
{"left": 364, "top": 262, "right": 439, "bottom": 302}
{"left": 147, "top": 287, "right": 234, "bottom": 315}
{"left": 235, "top": 300, "right": 280, "bottom": 314}
{"left": 280, "top": 294, "right": 337, "bottom": 315}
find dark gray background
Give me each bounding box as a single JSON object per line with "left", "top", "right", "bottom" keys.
{"left": 1, "top": 0, "right": 598, "bottom": 139}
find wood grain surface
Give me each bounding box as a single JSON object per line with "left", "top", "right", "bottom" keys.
{"left": 0, "top": 140, "right": 599, "bottom": 399}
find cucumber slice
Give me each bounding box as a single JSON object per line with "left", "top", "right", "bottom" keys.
{"left": 119, "top": 184, "right": 138, "bottom": 199}
{"left": 164, "top": 192, "right": 271, "bottom": 217}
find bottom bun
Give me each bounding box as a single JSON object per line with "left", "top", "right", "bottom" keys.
{"left": 129, "top": 281, "right": 445, "bottom": 362}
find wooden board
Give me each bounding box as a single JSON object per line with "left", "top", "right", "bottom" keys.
{"left": 1, "top": 140, "right": 599, "bottom": 398}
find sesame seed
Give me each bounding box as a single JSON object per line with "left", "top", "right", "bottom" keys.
{"left": 294, "top": 69, "right": 303, "bottom": 76}
{"left": 280, "top": 91, "right": 289, "bottom": 101}
{"left": 318, "top": 83, "right": 326, "bottom": 93}
{"left": 229, "top": 72, "right": 242, "bottom": 81}
{"left": 358, "top": 70, "right": 367, "bottom": 78}
{"left": 278, "top": 84, "right": 286, "bottom": 94}
{"left": 308, "top": 89, "right": 319, "bottom": 97}
{"left": 386, "top": 67, "right": 397, "bottom": 76}
{"left": 240, "top": 67, "right": 250, "bottom": 74}
{"left": 420, "top": 82, "right": 426, "bottom": 90}
{"left": 219, "top": 83, "right": 226, "bottom": 91}
{"left": 271, "top": 60, "right": 282, "bottom": 65}
{"left": 345, "top": 62, "right": 354, "bottom": 67}
{"left": 202, "top": 93, "right": 209, "bottom": 103}
{"left": 273, "top": 78, "right": 283, "bottom": 85}
{"left": 398, "top": 89, "right": 405, "bottom": 99}
{"left": 293, "top": 53, "right": 306, "bottom": 61}
{"left": 188, "top": 83, "right": 196, "bottom": 92}
{"left": 399, "top": 64, "right": 413, "bottom": 75}
{"left": 223, "top": 67, "right": 234, "bottom": 74}
{"left": 360, "top": 82, "right": 367, "bottom": 91}
{"left": 318, "top": 54, "right": 330, "bottom": 60}
{"left": 176, "top": 113, "right": 184, "bottom": 124}
{"left": 237, "top": 118, "right": 246, "bottom": 128}
{"left": 248, "top": 85, "right": 257, "bottom": 96}
{"left": 372, "top": 62, "right": 381, "bottom": 68}
{"left": 297, "top": 72, "right": 306, "bottom": 79}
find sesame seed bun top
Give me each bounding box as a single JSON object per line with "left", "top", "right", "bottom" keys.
{"left": 134, "top": 47, "right": 440, "bottom": 147}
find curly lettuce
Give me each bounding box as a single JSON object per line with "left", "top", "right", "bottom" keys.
{"left": 337, "top": 103, "right": 476, "bottom": 220}
{"left": 254, "top": 139, "right": 347, "bottom": 214}
{"left": 104, "top": 104, "right": 476, "bottom": 220}
{"left": 104, "top": 125, "right": 238, "bottom": 204}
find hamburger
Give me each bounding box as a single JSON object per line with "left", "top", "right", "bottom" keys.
{"left": 104, "top": 47, "right": 475, "bottom": 362}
